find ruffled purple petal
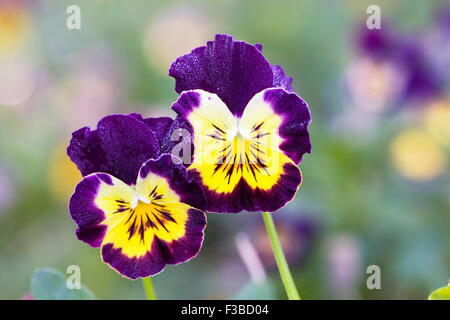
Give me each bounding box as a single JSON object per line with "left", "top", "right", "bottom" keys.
{"left": 128, "top": 113, "right": 193, "bottom": 163}
{"left": 69, "top": 173, "right": 117, "bottom": 247}
{"left": 158, "top": 116, "right": 193, "bottom": 163}
{"left": 129, "top": 113, "right": 174, "bottom": 149}
{"left": 169, "top": 34, "right": 275, "bottom": 117}
{"left": 67, "top": 114, "right": 160, "bottom": 185}
{"left": 254, "top": 43, "right": 293, "bottom": 91}
{"left": 262, "top": 88, "right": 311, "bottom": 164}
{"left": 271, "top": 65, "right": 294, "bottom": 92}
{"left": 101, "top": 241, "right": 165, "bottom": 279}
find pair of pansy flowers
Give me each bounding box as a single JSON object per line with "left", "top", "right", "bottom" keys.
{"left": 68, "top": 34, "right": 312, "bottom": 280}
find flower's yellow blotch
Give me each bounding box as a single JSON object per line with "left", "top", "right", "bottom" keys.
{"left": 94, "top": 174, "right": 189, "bottom": 259}
{"left": 187, "top": 90, "right": 296, "bottom": 194}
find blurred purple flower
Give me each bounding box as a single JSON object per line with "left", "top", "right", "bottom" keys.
{"left": 437, "top": 5, "right": 450, "bottom": 34}
{"left": 397, "top": 39, "right": 443, "bottom": 103}
{"left": 424, "top": 5, "right": 450, "bottom": 85}
{"left": 327, "top": 234, "right": 362, "bottom": 299}
{"left": 355, "top": 23, "right": 398, "bottom": 61}
{"left": 354, "top": 23, "right": 444, "bottom": 106}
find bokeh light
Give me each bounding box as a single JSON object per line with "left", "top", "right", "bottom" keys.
{"left": 390, "top": 128, "right": 447, "bottom": 181}
{"left": 142, "top": 5, "right": 216, "bottom": 75}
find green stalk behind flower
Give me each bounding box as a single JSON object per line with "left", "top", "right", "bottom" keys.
{"left": 142, "top": 277, "right": 156, "bottom": 300}
{"left": 262, "top": 212, "right": 301, "bottom": 300}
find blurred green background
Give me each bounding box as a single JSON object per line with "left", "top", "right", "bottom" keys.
{"left": 0, "top": 0, "right": 448, "bottom": 299}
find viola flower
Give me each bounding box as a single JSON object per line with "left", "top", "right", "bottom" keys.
{"left": 355, "top": 24, "right": 443, "bottom": 105}
{"left": 67, "top": 114, "right": 206, "bottom": 279}
{"left": 169, "top": 34, "right": 311, "bottom": 213}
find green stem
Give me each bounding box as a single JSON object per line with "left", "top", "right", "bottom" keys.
{"left": 262, "top": 212, "right": 301, "bottom": 300}
{"left": 142, "top": 277, "right": 156, "bottom": 300}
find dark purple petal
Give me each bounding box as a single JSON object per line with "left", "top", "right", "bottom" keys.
{"left": 271, "top": 65, "right": 294, "bottom": 92}
{"left": 67, "top": 127, "right": 105, "bottom": 178}
{"left": 139, "top": 154, "right": 206, "bottom": 210}
{"left": 69, "top": 173, "right": 115, "bottom": 247}
{"left": 127, "top": 113, "right": 174, "bottom": 147}
{"left": 67, "top": 114, "right": 160, "bottom": 185}
{"left": 262, "top": 88, "right": 311, "bottom": 164}
{"left": 254, "top": 43, "right": 293, "bottom": 91}
{"left": 169, "top": 34, "right": 274, "bottom": 117}
{"left": 142, "top": 117, "right": 174, "bottom": 146}
{"left": 158, "top": 116, "right": 193, "bottom": 163}
{"left": 101, "top": 242, "right": 165, "bottom": 279}
{"left": 128, "top": 113, "right": 191, "bottom": 160}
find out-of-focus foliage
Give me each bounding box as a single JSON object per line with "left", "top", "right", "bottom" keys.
{"left": 30, "top": 268, "right": 94, "bottom": 300}
{"left": 231, "top": 280, "right": 277, "bottom": 300}
{"left": 0, "top": 0, "right": 448, "bottom": 299}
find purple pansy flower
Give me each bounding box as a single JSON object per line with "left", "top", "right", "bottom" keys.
{"left": 67, "top": 114, "right": 206, "bottom": 279}
{"left": 356, "top": 24, "right": 443, "bottom": 104}
{"left": 169, "top": 34, "right": 311, "bottom": 213}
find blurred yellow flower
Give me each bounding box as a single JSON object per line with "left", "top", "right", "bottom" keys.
{"left": 390, "top": 129, "right": 447, "bottom": 181}
{"left": 142, "top": 6, "right": 215, "bottom": 74}
{"left": 0, "top": 2, "right": 30, "bottom": 54}
{"left": 423, "top": 99, "right": 450, "bottom": 147}
{"left": 48, "top": 143, "right": 82, "bottom": 203}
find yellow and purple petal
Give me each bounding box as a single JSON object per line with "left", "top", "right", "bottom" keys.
{"left": 69, "top": 154, "right": 206, "bottom": 279}
{"left": 172, "top": 89, "right": 309, "bottom": 213}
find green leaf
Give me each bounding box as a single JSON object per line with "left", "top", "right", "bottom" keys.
{"left": 30, "top": 268, "right": 94, "bottom": 300}
{"left": 428, "top": 283, "right": 450, "bottom": 300}
{"left": 231, "top": 280, "right": 277, "bottom": 300}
